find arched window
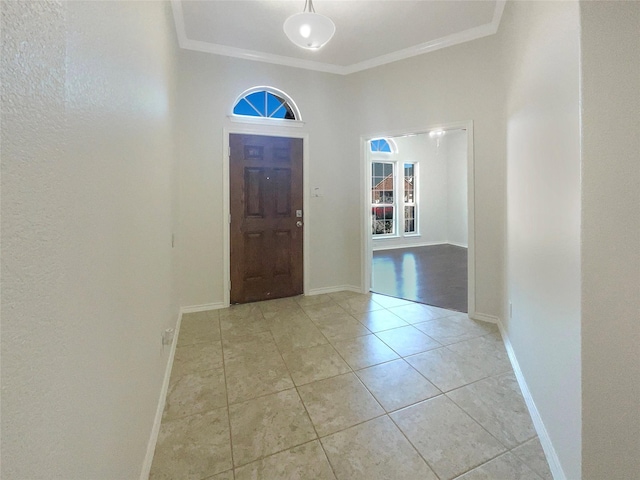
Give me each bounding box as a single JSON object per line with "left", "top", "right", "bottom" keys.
{"left": 370, "top": 138, "right": 397, "bottom": 153}
{"left": 232, "top": 87, "right": 301, "bottom": 121}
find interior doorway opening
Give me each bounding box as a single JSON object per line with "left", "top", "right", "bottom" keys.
{"left": 362, "top": 124, "right": 475, "bottom": 314}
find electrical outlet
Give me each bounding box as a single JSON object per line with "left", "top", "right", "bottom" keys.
{"left": 162, "top": 328, "right": 174, "bottom": 346}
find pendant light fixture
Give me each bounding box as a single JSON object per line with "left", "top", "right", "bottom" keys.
{"left": 283, "top": 0, "right": 335, "bottom": 50}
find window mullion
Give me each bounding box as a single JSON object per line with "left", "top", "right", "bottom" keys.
{"left": 396, "top": 161, "right": 403, "bottom": 237}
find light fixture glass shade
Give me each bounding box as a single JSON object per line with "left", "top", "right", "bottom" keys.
{"left": 283, "top": 12, "right": 335, "bottom": 50}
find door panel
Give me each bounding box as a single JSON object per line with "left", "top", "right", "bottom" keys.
{"left": 273, "top": 169, "right": 292, "bottom": 215}
{"left": 230, "top": 134, "right": 303, "bottom": 303}
{"left": 273, "top": 230, "right": 292, "bottom": 277}
{"left": 244, "top": 168, "right": 267, "bottom": 218}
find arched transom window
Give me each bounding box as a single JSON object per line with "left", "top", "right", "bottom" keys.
{"left": 232, "top": 87, "right": 301, "bottom": 121}
{"left": 370, "top": 138, "right": 397, "bottom": 153}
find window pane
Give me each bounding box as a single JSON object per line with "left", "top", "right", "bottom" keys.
{"left": 245, "top": 91, "right": 267, "bottom": 116}
{"left": 404, "top": 190, "right": 413, "bottom": 203}
{"left": 266, "top": 92, "right": 286, "bottom": 118}
{"left": 404, "top": 218, "right": 415, "bottom": 233}
{"left": 404, "top": 163, "right": 415, "bottom": 203}
{"left": 372, "top": 206, "right": 394, "bottom": 235}
{"left": 404, "top": 180, "right": 414, "bottom": 203}
{"left": 404, "top": 164, "right": 417, "bottom": 233}
{"left": 404, "top": 206, "right": 415, "bottom": 233}
{"left": 372, "top": 163, "right": 394, "bottom": 203}
{"left": 404, "top": 164, "right": 414, "bottom": 176}
{"left": 233, "top": 89, "right": 297, "bottom": 120}
{"left": 371, "top": 162, "right": 395, "bottom": 235}
{"left": 233, "top": 98, "right": 258, "bottom": 116}
{"left": 371, "top": 138, "right": 392, "bottom": 153}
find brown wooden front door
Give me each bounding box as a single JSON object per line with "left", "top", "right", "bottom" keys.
{"left": 229, "top": 134, "right": 303, "bottom": 304}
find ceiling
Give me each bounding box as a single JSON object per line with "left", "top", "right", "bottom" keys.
{"left": 172, "top": 1, "right": 505, "bottom": 75}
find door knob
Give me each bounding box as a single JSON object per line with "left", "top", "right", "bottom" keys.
{"left": 296, "top": 221, "right": 303, "bottom": 227}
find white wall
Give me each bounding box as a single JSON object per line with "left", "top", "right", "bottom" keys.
{"left": 175, "top": 51, "right": 361, "bottom": 306}
{"left": 348, "top": 34, "right": 505, "bottom": 318}
{"left": 501, "top": 1, "right": 582, "bottom": 478}
{"left": 446, "top": 130, "right": 468, "bottom": 247}
{"left": 372, "top": 131, "right": 468, "bottom": 251}
{"left": 175, "top": 17, "right": 505, "bottom": 318}
{"left": 1, "top": 2, "right": 179, "bottom": 478}
{"left": 371, "top": 134, "right": 447, "bottom": 250}
{"left": 580, "top": 2, "right": 640, "bottom": 478}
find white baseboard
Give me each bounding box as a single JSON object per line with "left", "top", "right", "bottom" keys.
{"left": 181, "top": 302, "right": 226, "bottom": 314}
{"left": 373, "top": 241, "right": 469, "bottom": 251}
{"left": 468, "top": 312, "right": 500, "bottom": 324}
{"left": 139, "top": 311, "right": 183, "bottom": 480}
{"left": 307, "top": 285, "right": 364, "bottom": 296}
{"left": 496, "top": 320, "right": 566, "bottom": 480}
{"left": 372, "top": 241, "right": 448, "bottom": 252}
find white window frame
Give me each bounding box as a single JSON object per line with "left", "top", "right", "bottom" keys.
{"left": 371, "top": 161, "right": 396, "bottom": 237}
{"left": 370, "top": 156, "right": 419, "bottom": 239}
{"left": 229, "top": 86, "right": 305, "bottom": 127}
{"left": 402, "top": 162, "right": 419, "bottom": 235}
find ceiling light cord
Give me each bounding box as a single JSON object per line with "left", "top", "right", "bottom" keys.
{"left": 304, "top": 0, "right": 316, "bottom": 14}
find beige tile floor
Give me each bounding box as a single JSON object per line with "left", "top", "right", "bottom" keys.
{"left": 149, "top": 291, "right": 553, "bottom": 480}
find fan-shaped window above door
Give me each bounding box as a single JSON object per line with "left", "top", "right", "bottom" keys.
{"left": 232, "top": 87, "right": 301, "bottom": 121}
{"left": 370, "top": 138, "right": 397, "bottom": 153}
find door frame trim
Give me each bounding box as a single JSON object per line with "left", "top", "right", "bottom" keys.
{"left": 223, "top": 126, "right": 310, "bottom": 307}
{"left": 360, "top": 120, "right": 476, "bottom": 315}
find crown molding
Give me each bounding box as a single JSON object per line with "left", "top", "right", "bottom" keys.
{"left": 171, "top": 0, "right": 506, "bottom": 76}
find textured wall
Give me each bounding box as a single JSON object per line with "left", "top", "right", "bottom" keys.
{"left": 502, "top": 1, "right": 582, "bottom": 478}
{"left": 581, "top": 2, "right": 640, "bottom": 478}
{"left": 1, "top": 1, "right": 179, "bottom": 478}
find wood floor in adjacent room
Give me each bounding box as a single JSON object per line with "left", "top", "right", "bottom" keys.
{"left": 373, "top": 244, "right": 468, "bottom": 313}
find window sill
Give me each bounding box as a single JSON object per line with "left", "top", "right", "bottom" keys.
{"left": 227, "top": 115, "right": 305, "bottom": 128}
{"left": 372, "top": 233, "right": 421, "bottom": 240}
{"left": 372, "top": 234, "right": 400, "bottom": 239}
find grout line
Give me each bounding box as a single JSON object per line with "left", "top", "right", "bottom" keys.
{"left": 218, "top": 311, "right": 236, "bottom": 473}
{"left": 256, "top": 312, "right": 342, "bottom": 479}
{"left": 231, "top": 438, "right": 322, "bottom": 471}
{"left": 314, "top": 410, "right": 389, "bottom": 440}
{"left": 386, "top": 411, "right": 444, "bottom": 480}
{"left": 175, "top": 292, "right": 541, "bottom": 480}
{"left": 447, "top": 450, "right": 514, "bottom": 480}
